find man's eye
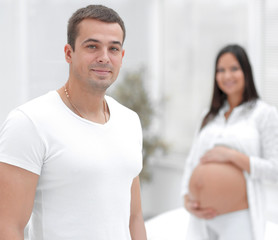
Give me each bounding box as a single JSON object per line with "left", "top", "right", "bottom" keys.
{"left": 87, "top": 45, "right": 96, "bottom": 49}
{"left": 111, "top": 47, "right": 119, "bottom": 51}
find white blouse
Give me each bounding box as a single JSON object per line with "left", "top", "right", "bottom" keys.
{"left": 181, "top": 99, "right": 278, "bottom": 240}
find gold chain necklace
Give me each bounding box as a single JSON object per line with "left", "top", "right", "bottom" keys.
{"left": 64, "top": 85, "right": 108, "bottom": 123}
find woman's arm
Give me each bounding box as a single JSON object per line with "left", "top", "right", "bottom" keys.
{"left": 200, "top": 146, "right": 250, "bottom": 173}
{"left": 250, "top": 106, "right": 278, "bottom": 182}
{"left": 200, "top": 105, "right": 278, "bottom": 182}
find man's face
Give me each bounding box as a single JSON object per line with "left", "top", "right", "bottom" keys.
{"left": 65, "top": 18, "right": 125, "bottom": 92}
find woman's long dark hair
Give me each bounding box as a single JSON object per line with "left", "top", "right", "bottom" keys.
{"left": 200, "top": 44, "right": 259, "bottom": 129}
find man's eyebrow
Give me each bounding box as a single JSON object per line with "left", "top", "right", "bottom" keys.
{"left": 81, "top": 38, "right": 122, "bottom": 47}
{"left": 111, "top": 41, "right": 122, "bottom": 47}
{"left": 81, "top": 38, "right": 99, "bottom": 45}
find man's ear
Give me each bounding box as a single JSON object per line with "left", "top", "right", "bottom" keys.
{"left": 120, "top": 49, "right": 125, "bottom": 66}
{"left": 64, "top": 44, "right": 73, "bottom": 63}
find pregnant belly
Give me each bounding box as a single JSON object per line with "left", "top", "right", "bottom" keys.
{"left": 189, "top": 162, "right": 248, "bottom": 215}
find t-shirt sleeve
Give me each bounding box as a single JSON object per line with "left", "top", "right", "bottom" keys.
{"left": 0, "top": 109, "right": 45, "bottom": 175}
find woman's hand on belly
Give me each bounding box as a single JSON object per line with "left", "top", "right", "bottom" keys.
{"left": 200, "top": 146, "right": 234, "bottom": 164}
{"left": 188, "top": 162, "right": 248, "bottom": 215}
{"left": 200, "top": 146, "right": 250, "bottom": 173}
{"left": 184, "top": 194, "right": 218, "bottom": 219}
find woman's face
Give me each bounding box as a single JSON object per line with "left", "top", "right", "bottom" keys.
{"left": 216, "top": 53, "right": 245, "bottom": 101}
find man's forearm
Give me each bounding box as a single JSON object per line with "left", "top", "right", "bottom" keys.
{"left": 129, "top": 214, "right": 147, "bottom": 240}
{"left": 0, "top": 225, "right": 24, "bottom": 240}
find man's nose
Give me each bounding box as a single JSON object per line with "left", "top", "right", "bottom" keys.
{"left": 96, "top": 49, "right": 109, "bottom": 63}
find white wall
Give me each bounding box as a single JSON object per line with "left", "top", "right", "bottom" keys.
{"left": 142, "top": 0, "right": 251, "bottom": 218}
{"left": 0, "top": 0, "right": 153, "bottom": 122}
{"left": 1, "top": 0, "right": 277, "bottom": 223}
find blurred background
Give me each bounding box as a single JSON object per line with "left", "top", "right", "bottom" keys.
{"left": 0, "top": 0, "right": 278, "bottom": 227}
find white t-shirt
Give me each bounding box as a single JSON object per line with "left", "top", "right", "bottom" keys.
{"left": 181, "top": 100, "right": 278, "bottom": 240}
{"left": 0, "top": 91, "right": 143, "bottom": 240}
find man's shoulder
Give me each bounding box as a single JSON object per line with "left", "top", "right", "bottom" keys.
{"left": 8, "top": 91, "right": 60, "bottom": 124}
{"left": 18, "top": 91, "right": 58, "bottom": 113}
{"left": 106, "top": 96, "right": 141, "bottom": 127}
{"left": 106, "top": 95, "right": 138, "bottom": 116}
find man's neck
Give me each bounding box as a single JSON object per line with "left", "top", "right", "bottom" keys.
{"left": 57, "top": 83, "right": 109, "bottom": 124}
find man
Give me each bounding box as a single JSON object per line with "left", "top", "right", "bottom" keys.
{"left": 0, "top": 5, "right": 147, "bottom": 240}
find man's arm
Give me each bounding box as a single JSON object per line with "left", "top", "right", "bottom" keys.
{"left": 0, "top": 162, "right": 39, "bottom": 239}
{"left": 129, "top": 176, "right": 147, "bottom": 240}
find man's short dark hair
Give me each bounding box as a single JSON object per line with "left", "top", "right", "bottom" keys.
{"left": 67, "top": 5, "right": 126, "bottom": 51}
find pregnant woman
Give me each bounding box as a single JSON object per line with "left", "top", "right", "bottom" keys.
{"left": 181, "top": 44, "right": 278, "bottom": 240}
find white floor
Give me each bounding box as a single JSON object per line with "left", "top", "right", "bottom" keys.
{"left": 145, "top": 208, "right": 278, "bottom": 240}
{"left": 145, "top": 181, "right": 278, "bottom": 240}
